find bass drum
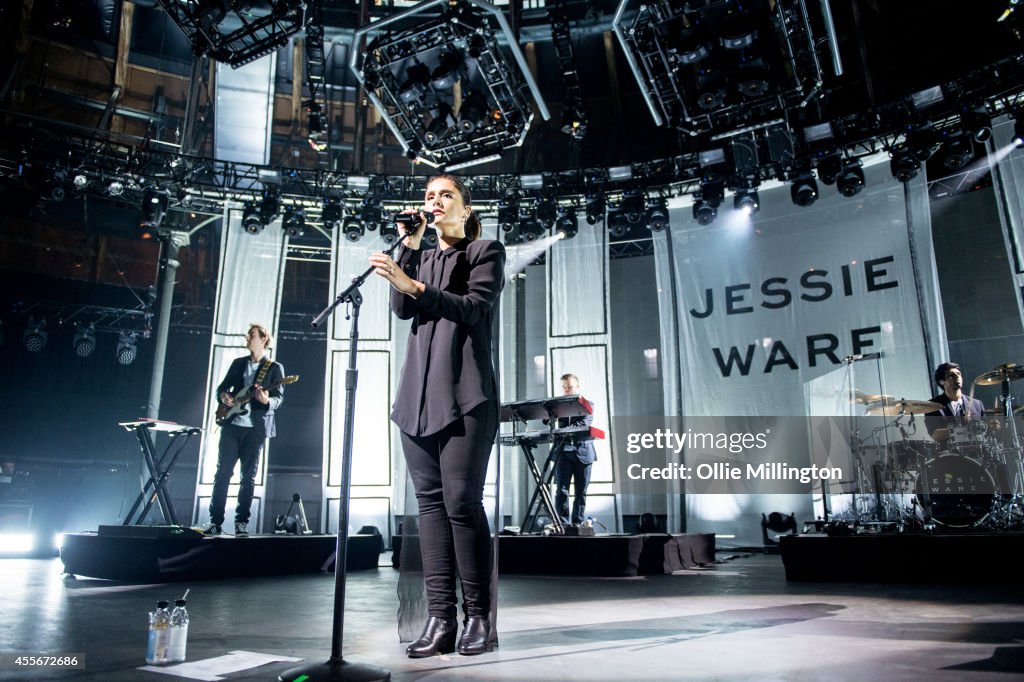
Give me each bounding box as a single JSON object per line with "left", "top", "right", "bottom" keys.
{"left": 915, "top": 454, "right": 995, "bottom": 528}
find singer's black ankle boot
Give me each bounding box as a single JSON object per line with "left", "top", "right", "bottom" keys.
{"left": 405, "top": 617, "right": 457, "bottom": 658}
{"left": 457, "top": 616, "right": 493, "bottom": 655}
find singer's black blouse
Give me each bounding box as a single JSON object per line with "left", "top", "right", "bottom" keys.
{"left": 390, "top": 237, "right": 506, "bottom": 437}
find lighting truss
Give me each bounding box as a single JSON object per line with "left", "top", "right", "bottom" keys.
{"left": 156, "top": 0, "right": 305, "bottom": 68}
{"left": 547, "top": 0, "right": 588, "bottom": 140}
{"left": 612, "top": 0, "right": 825, "bottom": 135}
{"left": 351, "top": 0, "right": 550, "bottom": 169}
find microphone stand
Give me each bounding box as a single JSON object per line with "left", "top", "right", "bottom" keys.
{"left": 279, "top": 229, "right": 411, "bottom": 682}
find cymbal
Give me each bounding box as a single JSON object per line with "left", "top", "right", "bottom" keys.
{"left": 850, "top": 390, "right": 890, "bottom": 404}
{"left": 984, "top": 405, "right": 1024, "bottom": 414}
{"left": 865, "top": 398, "right": 941, "bottom": 415}
{"left": 975, "top": 363, "right": 1024, "bottom": 386}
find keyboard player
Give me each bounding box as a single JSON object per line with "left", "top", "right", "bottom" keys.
{"left": 552, "top": 374, "right": 597, "bottom": 527}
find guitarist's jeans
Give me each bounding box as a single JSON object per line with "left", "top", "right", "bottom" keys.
{"left": 209, "top": 424, "right": 263, "bottom": 526}
{"left": 400, "top": 401, "right": 497, "bottom": 620}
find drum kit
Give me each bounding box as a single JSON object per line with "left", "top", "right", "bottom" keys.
{"left": 845, "top": 363, "right": 1024, "bottom": 531}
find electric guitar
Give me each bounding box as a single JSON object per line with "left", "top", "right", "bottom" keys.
{"left": 215, "top": 375, "right": 299, "bottom": 426}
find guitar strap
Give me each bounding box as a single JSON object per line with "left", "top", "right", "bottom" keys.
{"left": 254, "top": 358, "right": 272, "bottom": 389}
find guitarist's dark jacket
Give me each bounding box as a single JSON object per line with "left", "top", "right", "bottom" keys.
{"left": 217, "top": 355, "right": 285, "bottom": 439}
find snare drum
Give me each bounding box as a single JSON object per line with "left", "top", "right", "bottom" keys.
{"left": 914, "top": 454, "right": 995, "bottom": 527}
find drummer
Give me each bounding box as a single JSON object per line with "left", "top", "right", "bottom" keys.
{"left": 924, "top": 362, "right": 988, "bottom": 443}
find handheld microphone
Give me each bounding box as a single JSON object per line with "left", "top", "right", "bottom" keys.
{"left": 393, "top": 211, "right": 434, "bottom": 227}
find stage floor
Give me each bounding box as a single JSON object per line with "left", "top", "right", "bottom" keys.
{"left": 3, "top": 550, "right": 1023, "bottom": 681}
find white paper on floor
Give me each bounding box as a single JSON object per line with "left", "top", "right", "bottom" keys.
{"left": 138, "top": 650, "right": 303, "bottom": 681}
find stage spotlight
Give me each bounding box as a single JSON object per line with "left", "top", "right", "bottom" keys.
{"left": 73, "top": 323, "right": 96, "bottom": 358}
{"left": 620, "top": 190, "right": 645, "bottom": 225}
{"left": 939, "top": 133, "right": 974, "bottom": 171}
{"left": 23, "top": 319, "right": 47, "bottom": 353}
{"left": 816, "top": 151, "right": 842, "bottom": 185}
{"left": 283, "top": 208, "right": 305, "bottom": 238}
{"left": 424, "top": 103, "right": 457, "bottom": 147}
{"left": 790, "top": 173, "right": 818, "bottom": 207}
{"left": 498, "top": 200, "right": 518, "bottom": 233}
{"left": 42, "top": 170, "right": 66, "bottom": 202}
{"left": 961, "top": 105, "right": 992, "bottom": 143}
{"left": 321, "top": 199, "right": 341, "bottom": 230}
{"left": 733, "top": 187, "right": 760, "bottom": 215}
{"left": 343, "top": 214, "right": 365, "bottom": 242}
{"left": 836, "top": 160, "right": 865, "bottom": 197}
{"left": 431, "top": 49, "right": 463, "bottom": 88}
{"left": 693, "top": 173, "right": 725, "bottom": 225}
{"left": 761, "top": 511, "right": 797, "bottom": 547}
{"left": 554, "top": 209, "right": 578, "bottom": 240}
{"left": 140, "top": 187, "right": 169, "bottom": 231}
{"left": 108, "top": 179, "right": 125, "bottom": 197}
{"left": 458, "top": 90, "right": 488, "bottom": 134}
{"left": 117, "top": 332, "right": 137, "bottom": 365}
{"left": 536, "top": 197, "right": 558, "bottom": 230}
{"left": 242, "top": 203, "right": 265, "bottom": 234}
{"left": 498, "top": 197, "right": 519, "bottom": 233}
{"left": 399, "top": 62, "right": 431, "bottom": 104}
{"left": 1013, "top": 115, "right": 1024, "bottom": 148}
{"left": 607, "top": 209, "right": 629, "bottom": 238}
{"left": 890, "top": 145, "right": 920, "bottom": 183}
{"left": 379, "top": 222, "right": 400, "bottom": 245}
{"left": 645, "top": 197, "right": 669, "bottom": 232}
{"left": 518, "top": 202, "right": 545, "bottom": 241}
{"left": 360, "top": 201, "right": 383, "bottom": 233}
{"left": 72, "top": 171, "right": 89, "bottom": 191}
{"left": 584, "top": 194, "right": 605, "bottom": 225}
{"left": 692, "top": 197, "right": 718, "bottom": 226}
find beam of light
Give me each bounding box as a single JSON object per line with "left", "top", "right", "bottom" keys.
{"left": 504, "top": 234, "right": 563, "bottom": 279}
{"left": 980, "top": 140, "right": 1021, "bottom": 173}
{"left": 0, "top": 533, "right": 35, "bottom": 553}
{"left": 720, "top": 208, "right": 754, "bottom": 236}
{"left": 932, "top": 141, "right": 1019, "bottom": 212}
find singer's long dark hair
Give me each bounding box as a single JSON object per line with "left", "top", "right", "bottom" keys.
{"left": 429, "top": 173, "right": 481, "bottom": 241}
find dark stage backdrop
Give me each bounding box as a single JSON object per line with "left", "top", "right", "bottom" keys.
{"left": 0, "top": 272, "right": 328, "bottom": 537}
{"left": 930, "top": 185, "right": 1024, "bottom": 404}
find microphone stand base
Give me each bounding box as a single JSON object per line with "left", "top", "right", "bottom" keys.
{"left": 278, "top": 658, "right": 390, "bottom": 682}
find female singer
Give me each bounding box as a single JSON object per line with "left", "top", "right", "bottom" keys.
{"left": 369, "top": 173, "right": 505, "bottom": 657}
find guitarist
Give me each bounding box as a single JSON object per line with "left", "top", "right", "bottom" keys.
{"left": 204, "top": 323, "right": 285, "bottom": 537}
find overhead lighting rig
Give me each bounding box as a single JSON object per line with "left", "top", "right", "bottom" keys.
{"left": 613, "top": 0, "right": 827, "bottom": 135}
{"left": 157, "top": 0, "right": 306, "bottom": 67}
{"left": 351, "top": 0, "right": 550, "bottom": 169}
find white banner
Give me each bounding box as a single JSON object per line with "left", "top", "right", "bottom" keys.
{"left": 655, "top": 162, "right": 945, "bottom": 543}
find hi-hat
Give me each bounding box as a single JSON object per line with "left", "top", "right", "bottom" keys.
{"left": 866, "top": 398, "right": 941, "bottom": 415}
{"left": 975, "top": 363, "right": 1024, "bottom": 386}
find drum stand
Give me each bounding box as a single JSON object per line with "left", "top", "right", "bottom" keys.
{"left": 992, "top": 377, "right": 1024, "bottom": 528}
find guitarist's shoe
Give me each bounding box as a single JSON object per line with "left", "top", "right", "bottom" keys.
{"left": 203, "top": 524, "right": 222, "bottom": 536}
{"left": 234, "top": 522, "right": 249, "bottom": 537}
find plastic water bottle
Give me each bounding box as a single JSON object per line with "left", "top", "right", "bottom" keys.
{"left": 168, "top": 598, "right": 189, "bottom": 662}
{"left": 146, "top": 600, "right": 171, "bottom": 664}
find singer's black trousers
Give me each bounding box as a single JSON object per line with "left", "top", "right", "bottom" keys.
{"left": 401, "top": 401, "right": 497, "bottom": 620}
